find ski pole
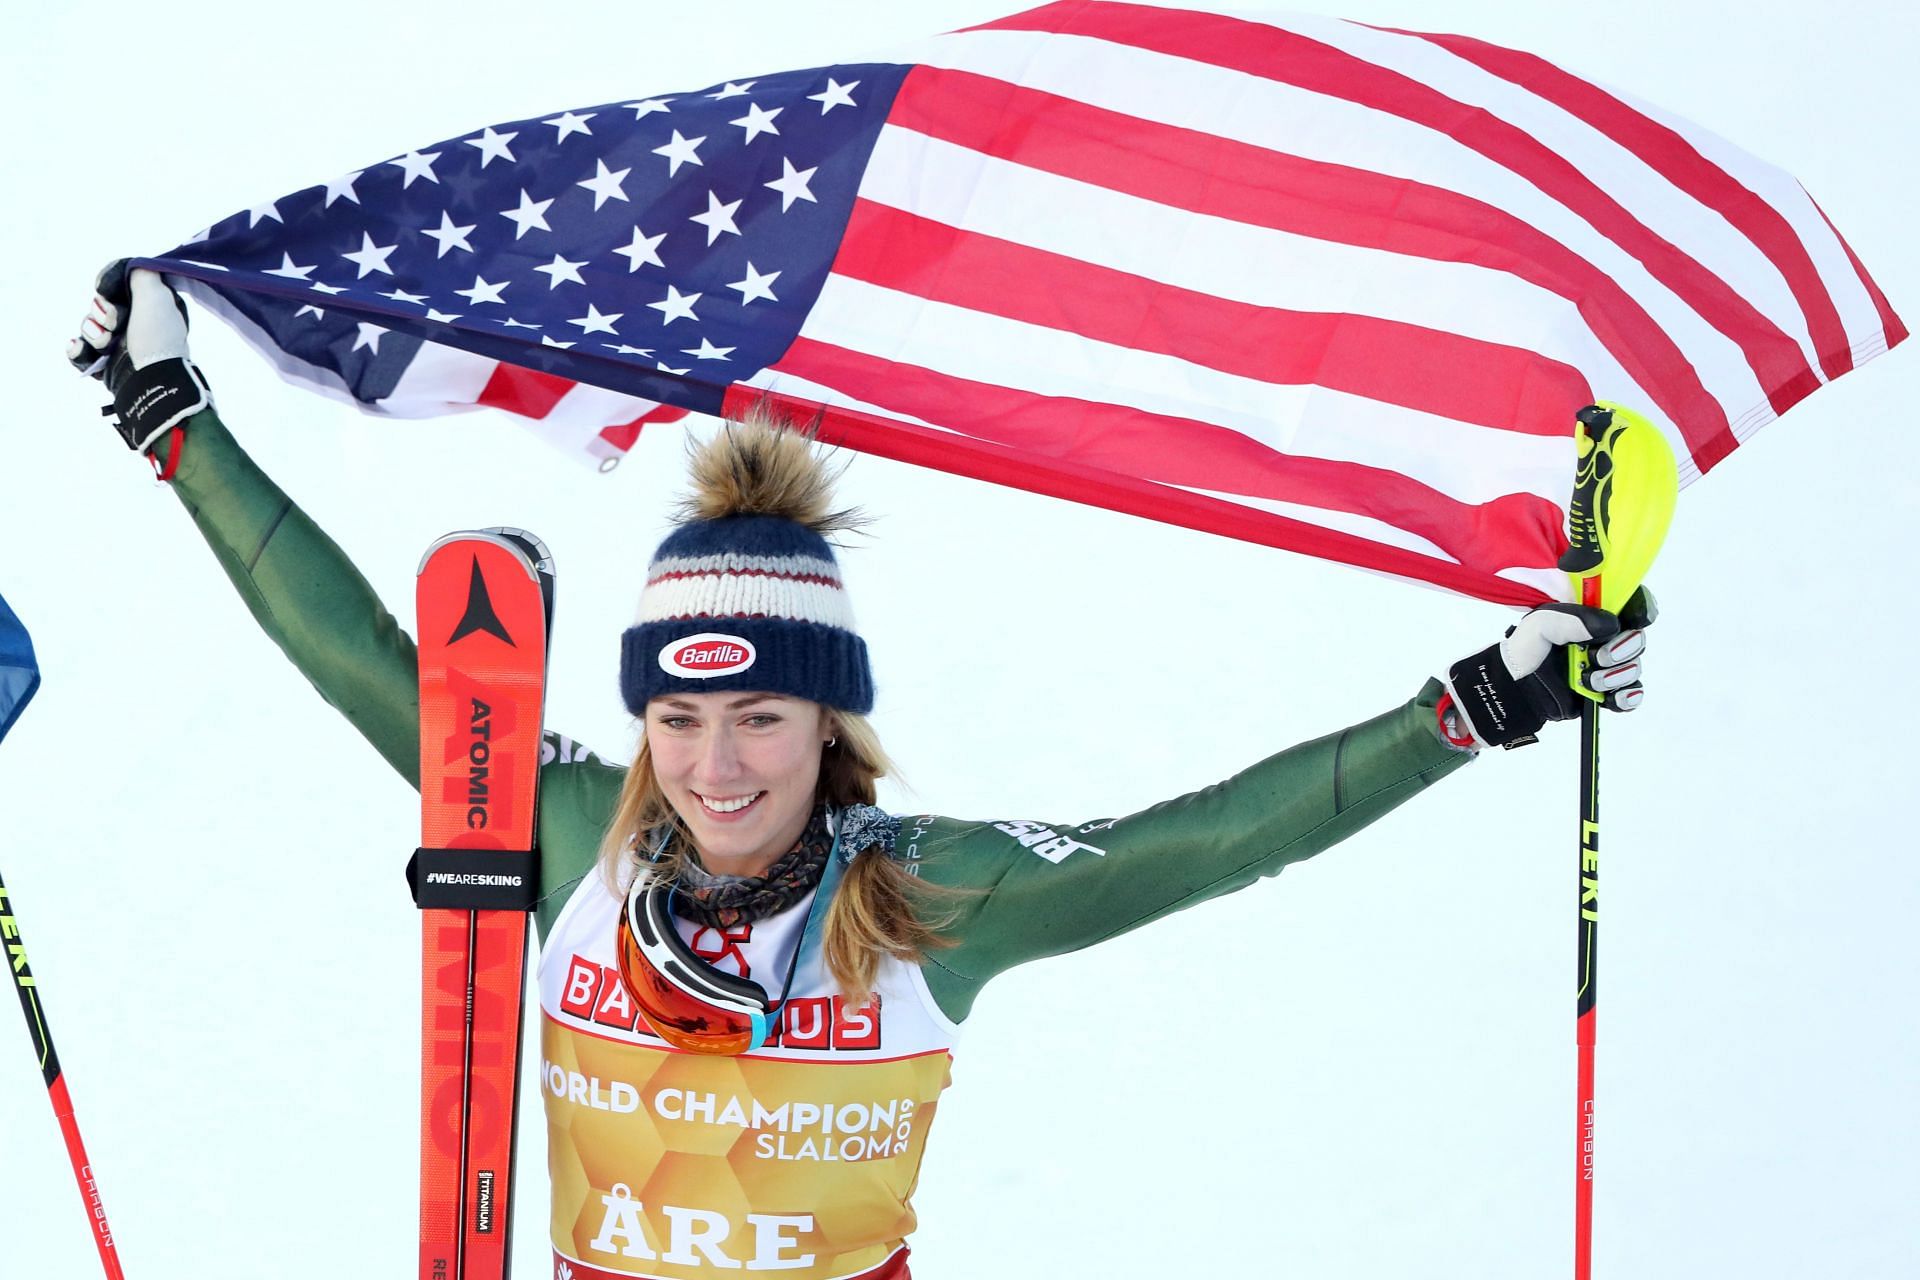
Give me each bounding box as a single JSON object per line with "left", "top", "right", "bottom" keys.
{"left": 1557, "top": 403, "right": 1676, "bottom": 1280}
{"left": 2, "top": 868, "right": 129, "bottom": 1280}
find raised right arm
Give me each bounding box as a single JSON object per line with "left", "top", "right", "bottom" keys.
{"left": 162, "top": 406, "right": 423, "bottom": 785}
{"left": 67, "top": 262, "right": 425, "bottom": 783}
{"left": 73, "top": 265, "right": 624, "bottom": 936}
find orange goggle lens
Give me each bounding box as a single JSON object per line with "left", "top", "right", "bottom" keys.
{"left": 615, "top": 897, "right": 769, "bottom": 1056}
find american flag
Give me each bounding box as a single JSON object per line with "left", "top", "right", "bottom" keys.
{"left": 141, "top": 0, "right": 1903, "bottom": 606}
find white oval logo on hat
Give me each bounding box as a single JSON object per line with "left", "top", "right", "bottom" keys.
{"left": 659, "top": 633, "right": 757, "bottom": 679}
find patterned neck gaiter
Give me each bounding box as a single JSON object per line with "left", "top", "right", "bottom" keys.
{"left": 665, "top": 806, "right": 832, "bottom": 929}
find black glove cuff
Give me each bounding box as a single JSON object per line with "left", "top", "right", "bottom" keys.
{"left": 106, "top": 356, "right": 212, "bottom": 454}
{"left": 1446, "top": 644, "right": 1547, "bottom": 749}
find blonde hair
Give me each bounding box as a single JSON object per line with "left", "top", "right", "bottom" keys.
{"left": 595, "top": 711, "right": 954, "bottom": 997}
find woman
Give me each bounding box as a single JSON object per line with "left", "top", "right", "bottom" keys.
{"left": 71, "top": 265, "right": 1650, "bottom": 1279}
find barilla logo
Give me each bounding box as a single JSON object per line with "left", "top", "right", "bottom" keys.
{"left": 658, "top": 633, "right": 756, "bottom": 679}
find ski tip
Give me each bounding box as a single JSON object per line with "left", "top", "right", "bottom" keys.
{"left": 417, "top": 530, "right": 546, "bottom": 583}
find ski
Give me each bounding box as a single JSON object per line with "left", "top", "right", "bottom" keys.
{"left": 410, "top": 528, "right": 553, "bottom": 1280}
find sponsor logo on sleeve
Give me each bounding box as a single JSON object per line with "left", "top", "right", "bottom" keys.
{"left": 992, "top": 819, "right": 1106, "bottom": 864}
{"left": 542, "top": 731, "right": 611, "bottom": 767}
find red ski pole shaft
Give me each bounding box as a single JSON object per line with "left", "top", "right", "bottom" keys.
{"left": 1573, "top": 681, "right": 1601, "bottom": 1280}
{"left": 1, "top": 870, "right": 129, "bottom": 1280}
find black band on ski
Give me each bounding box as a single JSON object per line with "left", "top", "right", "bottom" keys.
{"left": 407, "top": 847, "right": 539, "bottom": 910}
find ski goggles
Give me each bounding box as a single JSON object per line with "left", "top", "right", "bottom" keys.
{"left": 615, "top": 821, "right": 846, "bottom": 1055}
{"left": 616, "top": 877, "right": 776, "bottom": 1056}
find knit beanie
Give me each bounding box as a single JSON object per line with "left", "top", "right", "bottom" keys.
{"left": 620, "top": 414, "right": 873, "bottom": 715}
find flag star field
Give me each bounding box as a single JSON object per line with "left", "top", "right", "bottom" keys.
{"left": 163, "top": 63, "right": 904, "bottom": 456}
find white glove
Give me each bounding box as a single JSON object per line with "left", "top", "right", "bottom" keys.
{"left": 1438, "top": 588, "right": 1655, "bottom": 751}
{"left": 68, "top": 260, "right": 211, "bottom": 457}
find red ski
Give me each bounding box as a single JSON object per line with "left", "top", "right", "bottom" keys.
{"left": 410, "top": 528, "right": 552, "bottom": 1280}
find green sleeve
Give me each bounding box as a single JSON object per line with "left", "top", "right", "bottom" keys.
{"left": 160, "top": 410, "right": 621, "bottom": 939}
{"left": 908, "top": 686, "right": 1471, "bottom": 1021}
{"left": 166, "top": 409, "right": 420, "bottom": 783}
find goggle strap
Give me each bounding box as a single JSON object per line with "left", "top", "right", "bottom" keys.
{"left": 631, "top": 881, "right": 770, "bottom": 1010}
{"left": 763, "top": 815, "right": 845, "bottom": 1019}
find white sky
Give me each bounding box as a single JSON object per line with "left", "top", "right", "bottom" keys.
{"left": 2, "top": 3, "right": 1914, "bottom": 1277}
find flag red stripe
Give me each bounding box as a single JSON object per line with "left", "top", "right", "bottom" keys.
{"left": 480, "top": 364, "right": 691, "bottom": 455}
{"left": 1395, "top": 27, "right": 1859, "bottom": 382}
{"left": 889, "top": 64, "right": 1725, "bottom": 446}
{"left": 768, "top": 337, "right": 1565, "bottom": 577}
{"left": 1807, "top": 195, "right": 1909, "bottom": 353}
{"left": 725, "top": 382, "right": 1548, "bottom": 605}
{"left": 836, "top": 199, "right": 1591, "bottom": 437}
{"left": 976, "top": 2, "right": 1813, "bottom": 460}
{"left": 477, "top": 363, "right": 575, "bottom": 418}
{"left": 598, "top": 402, "right": 690, "bottom": 453}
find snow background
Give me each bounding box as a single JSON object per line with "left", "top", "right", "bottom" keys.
{"left": 2, "top": 2, "right": 1914, "bottom": 1276}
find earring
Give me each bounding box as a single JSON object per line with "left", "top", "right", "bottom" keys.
{"left": 826, "top": 735, "right": 838, "bottom": 748}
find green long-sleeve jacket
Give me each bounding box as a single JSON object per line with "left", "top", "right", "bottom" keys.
{"left": 164, "top": 408, "right": 1470, "bottom": 1023}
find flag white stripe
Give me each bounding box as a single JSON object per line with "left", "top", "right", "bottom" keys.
{"left": 527, "top": 381, "right": 661, "bottom": 457}
{"left": 1260, "top": 11, "right": 1825, "bottom": 365}
{"left": 745, "top": 368, "right": 1511, "bottom": 595}
{"left": 386, "top": 341, "right": 497, "bottom": 409}
{"left": 859, "top": 127, "right": 1656, "bottom": 424}
{"left": 1616, "top": 83, "right": 1884, "bottom": 358}
{"left": 903, "top": 26, "right": 1772, "bottom": 421}
{"left": 800, "top": 275, "right": 1574, "bottom": 508}
{"left": 1493, "top": 563, "right": 1577, "bottom": 602}
{"left": 1175, "top": 484, "right": 1460, "bottom": 563}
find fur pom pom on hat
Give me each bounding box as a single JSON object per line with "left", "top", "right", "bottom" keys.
{"left": 620, "top": 406, "right": 874, "bottom": 715}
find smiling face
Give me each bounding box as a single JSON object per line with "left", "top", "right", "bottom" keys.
{"left": 644, "top": 691, "right": 832, "bottom": 877}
